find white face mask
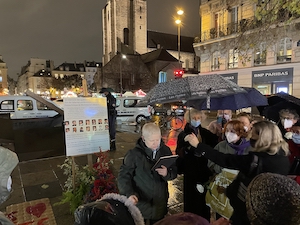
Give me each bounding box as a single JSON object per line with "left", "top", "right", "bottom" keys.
{"left": 284, "top": 119, "right": 294, "bottom": 129}
{"left": 224, "top": 114, "right": 231, "bottom": 121}
{"left": 225, "top": 132, "right": 238, "bottom": 143}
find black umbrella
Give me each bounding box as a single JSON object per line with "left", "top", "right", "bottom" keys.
{"left": 138, "top": 74, "right": 246, "bottom": 107}
{"left": 258, "top": 92, "right": 300, "bottom": 122}
{"left": 187, "top": 87, "right": 268, "bottom": 110}
{"left": 99, "top": 87, "right": 115, "bottom": 93}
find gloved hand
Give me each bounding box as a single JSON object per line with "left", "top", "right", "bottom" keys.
{"left": 196, "top": 184, "right": 205, "bottom": 193}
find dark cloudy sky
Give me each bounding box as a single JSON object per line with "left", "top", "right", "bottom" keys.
{"left": 0, "top": 0, "right": 200, "bottom": 80}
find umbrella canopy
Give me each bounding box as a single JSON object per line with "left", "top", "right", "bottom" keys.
{"left": 258, "top": 92, "right": 300, "bottom": 122}
{"left": 99, "top": 87, "right": 115, "bottom": 93}
{"left": 187, "top": 87, "right": 268, "bottom": 110}
{"left": 138, "top": 74, "right": 246, "bottom": 106}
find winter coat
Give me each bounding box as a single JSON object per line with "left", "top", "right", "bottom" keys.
{"left": 106, "top": 92, "right": 117, "bottom": 118}
{"left": 195, "top": 143, "right": 290, "bottom": 225}
{"left": 0, "top": 147, "right": 19, "bottom": 205}
{"left": 118, "top": 138, "right": 177, "bottom": 221}
{"left": 175, "top": 124, "right": 218, "bottom": 220}
{"left": 208, "top": 139, "right": 252, "bottom": 174}
{"left": 287, "top": 140, "right": 300, "bottom": 163}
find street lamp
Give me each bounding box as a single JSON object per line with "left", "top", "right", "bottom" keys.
{"left": 175, "top": 9, "right": 184, "bottom": 63}
{"left": 120, "top": 54, "right": 126, "bottom": 96}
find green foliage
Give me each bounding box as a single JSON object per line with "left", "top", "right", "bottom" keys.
{"left": 55, "top": 153, "right": 117, "bottom": 214}
{"left": 57, "top": 182, "right": 91, "bottom": 213}
{"left": 55, "top": 157, "right": 96, "bottom": 214}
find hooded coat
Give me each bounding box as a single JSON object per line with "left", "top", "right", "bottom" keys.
{"left": 0, "top": 147, "right": 19, "bottom": 205}
{"left": 118, "top": 138, "right": 177, "bottom": 221}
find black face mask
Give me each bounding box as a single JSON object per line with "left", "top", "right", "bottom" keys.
{"left": 250, "top": 138, "right": 257, "bottom": 148}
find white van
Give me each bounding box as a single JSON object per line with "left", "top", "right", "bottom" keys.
{"left": 0, "top": 96, "right": 59, "bottom": 119}
{"left": 116, "top": 96, "right": 151, "bottom": 124}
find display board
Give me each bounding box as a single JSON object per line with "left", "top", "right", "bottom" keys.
{"left": 64, "top": 97, "right": 110, "bottom": 156}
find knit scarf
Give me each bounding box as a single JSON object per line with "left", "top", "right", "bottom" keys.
{"left": 228, "top": 138, "right": 250, "bottom": 155}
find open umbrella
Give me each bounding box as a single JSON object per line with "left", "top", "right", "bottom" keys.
{"left": 138, "top": 74, "right": 246, "bottom": 107}
{"left": 187, "top": 87, "right": 268, "bottom": 110}
{"left": 258, "top": 92, "right": 300, "bottom": 122}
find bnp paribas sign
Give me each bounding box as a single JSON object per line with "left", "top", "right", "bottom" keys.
{"left": 252, "top": 68, "right": 293, "bottom": 83}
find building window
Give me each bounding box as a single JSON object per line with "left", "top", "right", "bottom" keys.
{"left": 228, "top": 49, "right": 238, "bottom": 68}
{"left": 254, "top": 43, "right": 266, "bottom": 66}
{"left": 0, "top": 76, "right": 2, "bottom": 82}
{"left": 211, "top": 51, "right": 221, "bottom": 71}
{"left": 158, "top": 72, "right": 167, "bottom": 83}
{"left": 277, "top": 38, "right": 292, "bottom": 63}
{"left": 65, "top": 66, "right": 69, "bottom": 71}
{"left": 124, "top": 28, "right": 129, "bottom": 45}
{"left": 210, "top": 12, "right": 224, "bottom": 38}
{"left": 228, "top": 6, "right": 238, "bottom": 35}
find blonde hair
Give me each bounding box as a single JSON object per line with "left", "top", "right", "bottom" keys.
{"left": 236, "top": 112, "right": 252, "bottom": 123}
{"left": 184, "top": 108, "right": 207, "bottom": 123}
{"left": 251, "top": 121, "right": 289, "bottom": 155}
{"left": 142, "top": 122, "right": 161, "bottom": 138}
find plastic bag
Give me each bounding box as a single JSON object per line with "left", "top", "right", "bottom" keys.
{"left": 205, "top": 168, "right": 238, "bottom": 219}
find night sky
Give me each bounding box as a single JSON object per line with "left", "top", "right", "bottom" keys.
{"left": 0, "top": 0, "right": 200, "bottom": 80}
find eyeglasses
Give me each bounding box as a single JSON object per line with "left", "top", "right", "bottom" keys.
{"left": 280, "top": 117, "right": 294, "bottom": 120}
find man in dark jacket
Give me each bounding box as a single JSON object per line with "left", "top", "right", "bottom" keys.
{"left": 100, "top": 88, "right": 117, "bottom": 150}
{"left": 118, "top": 123, "right": 177, "bottom": 225}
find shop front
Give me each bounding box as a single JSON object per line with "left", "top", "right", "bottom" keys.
{"left": 252, "top": 68, "right": 293, "bottom": 95}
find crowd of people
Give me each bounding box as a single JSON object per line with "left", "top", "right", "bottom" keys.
{"left": 71, "top": 105, "right": 300, "bottom": 225}
{"left": 1, "top": 102, "right": 300, "bottom": 225}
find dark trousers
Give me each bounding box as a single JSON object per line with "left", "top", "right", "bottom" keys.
{"left": 108, "top": 114, "right": 116, "bottom": 141}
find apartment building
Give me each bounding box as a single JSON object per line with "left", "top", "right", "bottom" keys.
{"left": 0, "top": 56, "right": 8, "bottom": 93}
{"left": 193, "top": 0, "right": 300, "bottom": 97}
{"left": 17, "top": 58, "right": 54, "bottom": 95}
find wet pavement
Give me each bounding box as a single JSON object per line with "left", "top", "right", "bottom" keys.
{"left": 0, "top": 121, "right": 184, "bottom": 224}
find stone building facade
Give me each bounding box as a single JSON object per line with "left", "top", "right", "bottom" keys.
{"left": 0, "top": 55, "right": 8, "bottom": 93}
{"left": 193, "top": 0, "right": 300, "bottom": 97}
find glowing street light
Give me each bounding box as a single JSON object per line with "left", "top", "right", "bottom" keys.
{"left": 175, "top": 9, "right": 184, "bottom": 63}
{"left": 120, "top": 54, "right": 127, "bottom": 95}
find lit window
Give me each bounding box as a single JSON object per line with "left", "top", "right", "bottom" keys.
{"left": 277, "top": 38, "right": 292, "bottom": 63}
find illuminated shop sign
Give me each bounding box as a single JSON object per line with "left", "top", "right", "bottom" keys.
{"left": 252, "top": 68, "right": 293, "bottom": 83}
{"left": 221, "top": 73, "right": 238, "bottom": 83}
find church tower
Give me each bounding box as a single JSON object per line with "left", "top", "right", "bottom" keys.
{"left": 102, "top": 0, "right": 147, "bottom": 65}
